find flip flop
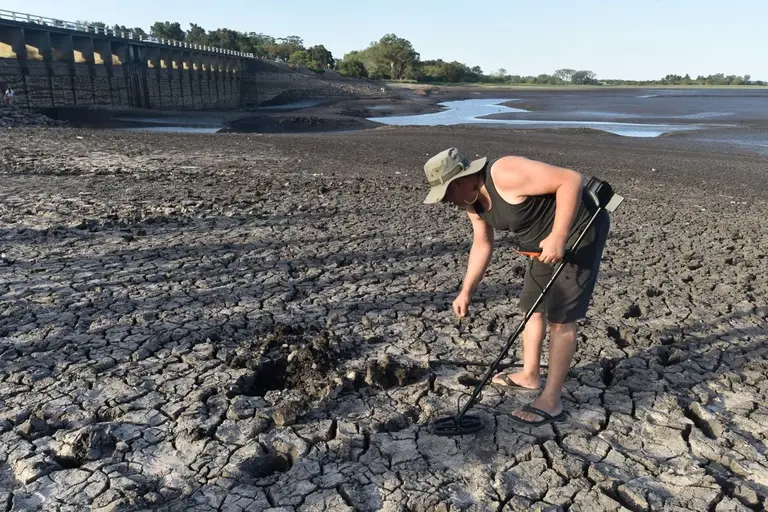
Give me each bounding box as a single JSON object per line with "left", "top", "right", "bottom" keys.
{"left": 491, "top": 373, "right": 540, "bottom": 391}
{"left": 509, "top": 404, "right": 566, "bottom": 426}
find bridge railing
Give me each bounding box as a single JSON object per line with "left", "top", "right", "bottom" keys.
{"left": 0, "top": 9, "right": 255, "bottom": 58}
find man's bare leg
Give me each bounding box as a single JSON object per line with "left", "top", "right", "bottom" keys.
{"left": 491, "top": 312, "right": 546, "bottom": 389}
{"left": 513, "top": 321, "right": 577, "bottom": 421}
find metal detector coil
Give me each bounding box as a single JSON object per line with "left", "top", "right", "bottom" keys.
{"left": 431, "top": 414, "right": 485, "bottom": 436}
{"left": 430, "top": 176, "right": 623, "bottom": 436}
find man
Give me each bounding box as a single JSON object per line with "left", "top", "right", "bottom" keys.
{"left": 423, "top": 147, "right": 610, "bottom": 426}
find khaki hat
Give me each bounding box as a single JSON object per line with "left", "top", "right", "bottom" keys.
{"left": 423, "top": 148, "right": 487, "bottom": 204}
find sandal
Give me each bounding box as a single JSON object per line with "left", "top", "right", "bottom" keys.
{"left": 491, "top": 373, "right": 540, "bottom": 391}
{"left": 509, "top": 404, "right": 566, "bottom": 426}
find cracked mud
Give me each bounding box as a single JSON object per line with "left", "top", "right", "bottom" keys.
{"left": 1, "top": 125, "right": 767, "bottom": 511}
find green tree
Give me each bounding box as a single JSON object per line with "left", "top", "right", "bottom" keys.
{"left": 555, "top": 68, "right": 576, "bottom": 82}
{"left": 308, "top": 45, "right": 334, "bottom": 69}
{"left": 571, "top": 70, "right": 598, "bottom": 85}
{"left": 77, "top": 20, "right": 107, "bottom": 34}
{"left": 78, "top": 20, "right": 106, "bottom": 28}
{"left": 339, "top": 51, "right": 369, "bottom": 78}
{"left": 340, "top": 59, "right": 368, "bottom": 77}
{"left": 269, "top": 36, "right": 305, "bottom": 61}
{"left": 367, "top": 34, "right": 419, "bottom": 80}
{"left": 186, "top": 23, "right": 208, "bottom": 45}
{"left": 206, "top": 28, "right": 240, "bottom": 49}
{"left": 246, "top": 33, "right": 276, "bottom": 58}
{"left": 150, "top": 21, "right": 185, "bottom": 41}
{"left": 289, "top": 50, "right": 311, "bottom": 66}
{"left": 418, "top": 60, "right": 480, "bottom": 83}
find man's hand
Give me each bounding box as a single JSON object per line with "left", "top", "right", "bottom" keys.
{"left": 538, "top": 232, "right": 567, "bottom": 265}
{"left": 452, "top": 292, "right": 471, "bottom": 318}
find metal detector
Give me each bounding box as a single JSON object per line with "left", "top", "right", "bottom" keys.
{"left": 430, "top": 177, "right": 624, "bottom": 436}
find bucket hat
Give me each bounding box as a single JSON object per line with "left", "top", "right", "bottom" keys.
{"left": 423, "top": 147, "right": 487, "bottom": 204}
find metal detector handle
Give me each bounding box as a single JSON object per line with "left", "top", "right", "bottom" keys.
{"left": 512, "top": 244, "right": 574, "bottom": 259}
{"left": 453, "top": 177, "right": 623, "bottom": 422}
{"left": 586, "top": 176, "right": 624, "bottom": 213}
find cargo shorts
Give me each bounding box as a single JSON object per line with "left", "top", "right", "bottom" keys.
{"left": 519, "top": 210, "right": 610, "bottom": 324}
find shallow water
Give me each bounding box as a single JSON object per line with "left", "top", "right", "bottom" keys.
{"left": 369, "top": 98, "right": 527, "bottom": 126}
{"left": 367, "top": 98, "right": 707, "bottom": 137}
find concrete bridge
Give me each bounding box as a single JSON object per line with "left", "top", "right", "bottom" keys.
{"left": 0, "top": 9, "right": 253, "bottom": 110}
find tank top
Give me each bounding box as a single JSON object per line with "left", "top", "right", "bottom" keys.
{"left": 477, "top": 158, "right": 594, "bottom": 247}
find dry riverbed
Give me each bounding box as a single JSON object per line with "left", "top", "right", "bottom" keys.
{"left": 0, "top": 125, "right": 767, "bottom": 511}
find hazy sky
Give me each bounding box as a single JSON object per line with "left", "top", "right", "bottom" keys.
{"left": 21, "top": 0, "right": 767, "bottom": 80}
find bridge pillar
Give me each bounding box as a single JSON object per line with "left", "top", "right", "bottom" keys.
{"left": 145, "top": 46, "right": 161, "bottom": 108}
{"left": 0, "top": 25, "right": 27, "bottom": 106}
{"left": 171, "top": 48, "right": 184, "bottom": 108}
{"left": 212, "top": 55, "right": 221, "bottom": 108}
{"left": 182, "top": 50, "right": 194, "bottom": 108}
{"left": 93, "top": 38, "right": 114, "bottom": 105}
{"left": 192, "top": 52, "right": 205, "bottom": 109}
{"left": 201, "top": 53, "right": 213, "bottom": 107}
{"left": 110, "top": 40, "right": 129, "bottom": 106}
{"left": 72, "top": 35, "right": 95, "bottom": 104}
{"left": 50, "top": 32, "right": 76, "bottom": 106}
{"left": 158, "top": 48, "right": 172, "bottom": 109}
{"left": 23, "top": 29, "right": 53, "bottom": 107}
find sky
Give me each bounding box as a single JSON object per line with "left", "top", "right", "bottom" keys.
{"left": 20, "top": 0, "right": 768, "bottom": 81}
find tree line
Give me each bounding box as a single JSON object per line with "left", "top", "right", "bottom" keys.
{"left": 603, "top": 73, "right": 765, "bottom": 86}
{"left": 78, "top": 20, "right": 334, "bottom": 72}
{"left": 77, "top": 20, "right": 764, "bottom": 86}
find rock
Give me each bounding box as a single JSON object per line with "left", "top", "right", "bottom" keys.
{"left": 298, "top": 489, "right": 355, "bottom": 512}
{"left": 12, "top": 454, "right": 59, "bottom": 484}
{"left": 493, "top": 459, "right": 549, "bottom": 501}
{"left": 220, "top": 485, "right": 272, "bottom": 511}
{"left": 0, "top": 105, "right": 65, "bottom": 128}
{"left": 273, "top": 400, "right": 303, "bottom": 427}
{"left": 715, "top": 497, "right": 752, "bottom": 512}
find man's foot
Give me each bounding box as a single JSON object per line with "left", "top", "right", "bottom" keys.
{"left": 491, "top": 371, "right": 540, "bottom": 390}
{"left": 510, "top": 395, "right": 565, "bottom": 426}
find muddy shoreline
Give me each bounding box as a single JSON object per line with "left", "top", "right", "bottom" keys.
{"left": 1, "top": 113, "right": 767, "bottom": 510}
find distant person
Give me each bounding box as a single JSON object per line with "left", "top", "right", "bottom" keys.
{"left": 421, "top": 147, "right": 610, "bottom": 427}
{"left": 4, "top": 87, "right": 14, "bottom": 106}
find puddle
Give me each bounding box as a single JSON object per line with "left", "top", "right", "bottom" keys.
{"left": 478, "top": 119, "right": 699, "bottom": 137}
{"left": 676, "top": 112, "right": 733, "bottom": 119}
{"left": 368, "top": 98, "right": 703, "bottom": 137}
{"left": 368, "top": 98, "right": 528, "bottom": 126}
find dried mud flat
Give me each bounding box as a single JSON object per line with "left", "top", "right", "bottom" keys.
{"left": 0, "top": 125, "right": 767, "bottom": 512}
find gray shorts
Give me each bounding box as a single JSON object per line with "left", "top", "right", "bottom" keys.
{"left": 519, "top": 211, "right": 610, "bottom": 324}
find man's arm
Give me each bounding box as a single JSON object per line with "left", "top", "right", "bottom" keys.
{"left": 491, "top": 156, "right": 583, "bottom": 262}
{"left": 459, "top": 209, "right": 494, "bottom": 297}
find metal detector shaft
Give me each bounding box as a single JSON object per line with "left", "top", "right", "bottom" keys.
{"left": 454, "top": 205, "right": 605, "bottom": 421}
{"left": 428, "top": 359, "right": 548, "bottom": 371}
